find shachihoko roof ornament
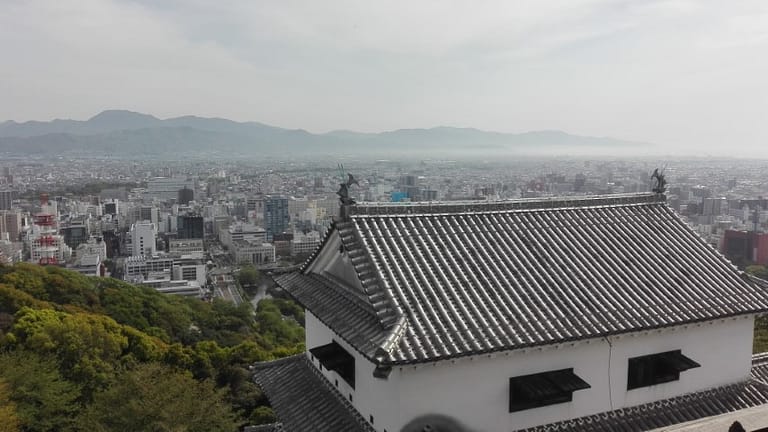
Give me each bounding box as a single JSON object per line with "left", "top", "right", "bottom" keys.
{"left": 651, "top": 167, "right": 667, "bottom": 194}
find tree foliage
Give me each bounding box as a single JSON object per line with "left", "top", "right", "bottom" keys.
{"left": 0, "top": 263, "right": 307, "bottom": 428}
{"left": 77, "top": 363, "right": 239, "bottom": 432}
{"left": 0, "top": 379, "right": 21, "bottom": 432}
{"left": 0, "top": 351, "right": 80, "bottom": 432}
{"left": 237, "top": 264, "right": 261, "bottom": 287}
{"left": 746, "top": 265, "right": 768, "bottom": 281}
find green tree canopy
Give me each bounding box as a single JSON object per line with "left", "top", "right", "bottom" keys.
{"left": 0, "top": 379, "right": 21, "bottom": 432}
{"left": 0, "top": 351, "right": 80, "bottom": 432}
{"left": 0, "top": 263, "right": 307, "bottom": 425}
{"left": 746, "top": 265, "right": 768, "bottom": 280}
{"left": 237, "top": 265, "right": 260, "bottom": 287}
{"left": 77, "top": 363, "right": 239, "bottom": 432}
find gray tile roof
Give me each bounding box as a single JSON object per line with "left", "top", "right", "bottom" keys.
{"left": 518, "top": 354, "right": 768, "bottom": 432}
{"left": 252, "top": 355, "right": 375, "bottom": 432}
{"left": 275, "top": 272, "right": 391, "bottom": 359}
{"left": 278, "top": 193, "right": 768, "bottom": 365}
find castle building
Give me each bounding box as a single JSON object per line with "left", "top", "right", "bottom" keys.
{"left": 254, "top": 193, "right": 768, "bottom": 432}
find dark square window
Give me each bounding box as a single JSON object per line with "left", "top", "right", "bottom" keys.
{"left": 310, "top": 341, "right": 355, "bottom": 389}
{"left": 627, "top": 350, "right": 700, "bottom": 390}
{"left": 509, "top": 368, "right": 590, "bottom": 413}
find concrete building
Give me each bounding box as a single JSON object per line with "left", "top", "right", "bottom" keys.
{"left": 247, "top": 196, "right": 264, "bottom": 222}
{"left": 288, "top": 196, "right": 310, "bottom": 220}
{"left": 0, "top": 240, "right": 23, "bottom": 263}
{"left": 61, "top": 224, "right": 89, "bottom": 250}
{"left": 290, "top": 231, "right": 321, "bottom": 256}
{"left": 0, "top": 190, "right": 12, "bottom": 210}
{"left": 171, "top": 255, "right": 207, "bottom": 286}
{"left": 145, "top": 177, "right": 195, "bottom": 202}
{"left": 169, "top": 238, "right": 204, "bottom": 255}
{"left": 0, "top": 210, "right": 22, "bottom": 241}
{"left": 722, "top": 229, "right": 768, "bottom": 267}
{"left": 264, "top": 195, "right": 289, "bottom": 241}
{"left": 139, "top": 274, "right": 204, "bottom": 298}
{"left": 220, "top": 222, "right": 266, "bottom": 250}
{"left": 232, "top": 240, "right": 275, "bottom": 266}
{"left": 103, "top": 199, "right": 119, "bottom": 216}
{"left": 177, "top": 214, "right": 204, "bottom": 239}
{"left": 71, "top": 253, "right": 103, "bottom": 277}
{"left": 255, "top": 193, "right": 768, "bottom": 432}
{"left": 123, "top": 255, "right": 174, "bottom": 283}
{"left": 129, "top": 221, "right": 157, "bottom": 257}
{"left": 177, "top": 187, "right": 194, "bottom": 205}
{"left": 74, "top": 237, "right": 108, "bottom": 262}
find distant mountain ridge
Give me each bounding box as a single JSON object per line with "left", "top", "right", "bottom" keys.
{"left": 0, "top": 110, "right": 649, "bottom": 157}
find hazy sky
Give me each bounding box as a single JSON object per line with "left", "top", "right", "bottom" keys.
{"left": 2, "top": 0, "right": 768, "bottom": 153}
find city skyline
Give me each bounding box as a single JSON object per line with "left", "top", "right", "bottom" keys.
{"left": 2, "top": 1, "right": 768, "bottom": 156}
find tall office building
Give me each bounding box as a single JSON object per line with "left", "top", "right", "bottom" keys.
{"left": 61, "top": 224, "right": 89, "bottom": 250}
{"left": 104, "top": 199, "right": 119, "bottom": 215}
{"left": 0, "top": 190, "right": 12, "bottom": 210}
{"left": 177, "top": 187, "right": 194, "bottom": 205}
{"left": 264, "top": 196, "right": 289, "bottom": 241}
{"left": 0, "top": 210, "right": 21, "bottom": 241}
{"left": 177, "top": 214, "right": 204, "bottom": 239}
{"left": 130, "top": 221, "right": 157, "bottom": 257}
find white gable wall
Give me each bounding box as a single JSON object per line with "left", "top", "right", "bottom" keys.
{"left": 305, "top": 310, "right": 400, "bottom": 432}
{"left": 306, "top": 233, "right": 364, "bottom": 292}
{"left": 305, "top": 311, "right": 754, "bottom": 432}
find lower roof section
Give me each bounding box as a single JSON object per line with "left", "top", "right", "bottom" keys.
{"left": 251, "top": 354, "right": 375, "bottom": 432}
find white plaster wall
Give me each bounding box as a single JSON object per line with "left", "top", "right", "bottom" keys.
{"left": 305, "top": 311, "right": 399, "bottom": 432}
{"left": 393, "top": 315, "right": 754, "bottom": 432}
{"left": 306, "top": 311, "right": 754, "bottom": 432}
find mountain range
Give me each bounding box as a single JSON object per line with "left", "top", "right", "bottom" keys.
{"left": 0, "top": 110, "right": 648, "bottom": 158}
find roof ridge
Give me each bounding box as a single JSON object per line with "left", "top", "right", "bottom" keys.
{"left": 350, "top": 192, "right": 664, "bottom": 216}
{"left": 250, "top": 353, "right": 305, "bottom": 370}
{"left": 753, "top": 351, "right": 768, "bottom": 366}
{"left": 338, "top": 221, "right": 403, "bottom": 330}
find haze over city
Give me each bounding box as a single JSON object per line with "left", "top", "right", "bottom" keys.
{"left": 3, "top": 0, "right": 768, "bottom": 156}
{"left": 6, "top": 2, "right": 768, "bottom": 432}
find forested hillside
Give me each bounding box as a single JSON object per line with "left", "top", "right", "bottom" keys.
{"left": 0, "top": 263, "right": 304, "bottom": 431}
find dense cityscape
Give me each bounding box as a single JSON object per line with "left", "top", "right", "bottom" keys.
{"left": 4, "top": 1, "right": 768, "bottom": 431}
{"left": 1, "top": 156, "right": 767, "bottom": 286}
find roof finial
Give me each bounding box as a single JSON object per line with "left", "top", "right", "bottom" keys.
{"left": 651, "top": 168, "right": 667, "bottom": 194}
{"left": 336, "top": 163, "right": 360, "bottom": 220}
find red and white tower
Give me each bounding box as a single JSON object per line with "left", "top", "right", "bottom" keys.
{"left": 29, "top": 193, "right": 69, "bottom": 265}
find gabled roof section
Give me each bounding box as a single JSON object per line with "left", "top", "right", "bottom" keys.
{"left": 274, "top": 273, "right": 387, "bottom": 358}
{"left": 300, "top": 220, "right": 400, "bottom": 329}
{"left": 252, "top": 355, "right": 375, "bottom": 432}
{"left": 279, "top": 193, "right": 768, "bottom": 364}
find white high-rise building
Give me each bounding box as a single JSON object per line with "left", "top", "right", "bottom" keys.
{"left": 145, "top": 177, "right": 195, "bottom": 202}
{"left": 130, "top": 221, "right": 157, "bottom": 257}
